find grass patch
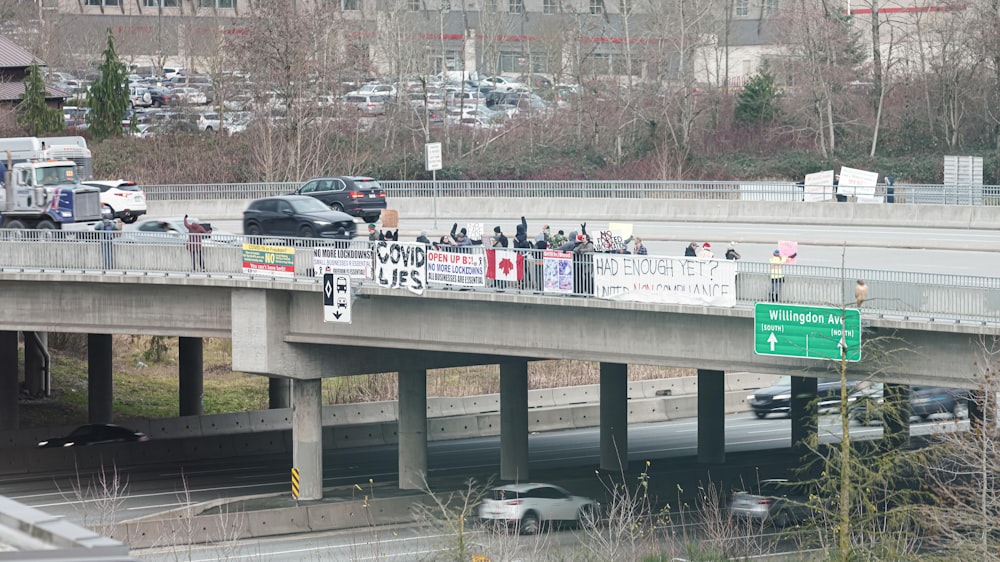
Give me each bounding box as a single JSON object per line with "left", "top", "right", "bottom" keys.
{"left": 18, "top": 336, "right": 692, "bottom": 429}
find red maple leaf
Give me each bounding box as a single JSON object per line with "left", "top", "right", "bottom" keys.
{"left": 498, "top": 257, "right": 514, "bottom": 275}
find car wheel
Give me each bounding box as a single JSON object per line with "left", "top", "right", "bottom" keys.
{"left": 754, "top": 411, "right": 766, "bottom": 419}
{"left": 122, "top": 214, "right": 138, "bottom": 224}
{"left": 363, "top": 213, "right": 381, "bottom": 223}
{"left": 330, "top": 203, "right": 345, "bottom": 213}
{"left": 298, "top": 225, "right": 315, "bottom": 238}
{"left": 246, "top": 223, "right": 262, "bottom": 236}
{"left": 519, "top": 511, "right": 540, "bottom": 535}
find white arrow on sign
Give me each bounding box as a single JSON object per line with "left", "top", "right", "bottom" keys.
{"left": 323, "top": 274, "right": 352, "bottom": 324}
{"left": 767, "top": 332, "right": 778, "bottom": 351}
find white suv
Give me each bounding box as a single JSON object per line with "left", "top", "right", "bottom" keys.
{"left": 130, "top": 86, "right": 152, "bottom": 108}
{"left": 83, "top": 180, "right": 147, "bottom": 224}
{"left": 478, "top": 483, "right": 597, "bottom": 534}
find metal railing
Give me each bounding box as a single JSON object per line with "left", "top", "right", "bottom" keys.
{"left": 140, "top": 180, "right": 999, "bottom": 206}
{"left": 0, "top": 231, "right": 997, "bottom": 326}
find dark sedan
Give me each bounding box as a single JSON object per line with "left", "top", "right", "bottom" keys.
{"left": 851, "top": 384, "right": 971, "bottom": 424}
{"left": 243, "top": 195, "right": 358, "bottom": 239}
{"left": 38, "top": 424, "right": 149, "bottom": 448}
{"left": 748, "top": 376, "right": 859, "bottom": 419}
{"left": 292, "top": 176, "right": 386, "bottom": 223}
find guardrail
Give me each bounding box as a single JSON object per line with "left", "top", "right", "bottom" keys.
{"left": 140, "top": 180, "right": 997, "bottom": 206}
{"left": 0, "top": 232, "right": 997, "bottom": 325}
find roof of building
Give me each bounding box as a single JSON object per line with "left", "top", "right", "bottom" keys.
{"left": 0, "top": 34, "right": 43, "bottom": 69}
{"left": 0, "top": 82, "right": 68, "bottom": 102}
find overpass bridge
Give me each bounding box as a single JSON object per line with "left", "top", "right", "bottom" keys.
{"left": 0, "top": 224, "right": 997, "bottom": 499}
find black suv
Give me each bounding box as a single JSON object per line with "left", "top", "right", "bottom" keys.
{"left": 851, "top": 384, "right": 972, "bottom": 424}
{"left": 292, "top": 176, "right": 387, "bottom": 223}
{"left": 748, "top": 376, "right": 859, "bottom": 419}
{"left": 243, "top": 195, "right": 357, "bottom": 239}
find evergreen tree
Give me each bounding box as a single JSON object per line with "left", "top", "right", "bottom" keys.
{"left": 17, "top": 62, "right": 62, "bottom": 136}
{"left": 87, "top": 29, "right": 129, "bottom": 141}
{"left": 735, "top": 70, "right": 781, "bottom": 126}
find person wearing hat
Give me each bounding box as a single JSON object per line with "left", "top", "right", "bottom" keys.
{"left": 492, "top": 225, "right": 508, "bottom": 248}
{"left": 685, "top": 242, "right": 699, "bottom": 257}
{"left": 367, "top": 223, "right": 378, "bottom": 241}
{"left": 769, "top": 248, "right": 797, "bottom": 302}
{"left": 697, "top": 242, "right": 714, "bottom": 259}
{"left": 416, "top": 230, "right": 431, "bottom": 245}
{"left": 725, "top": 242, "right": 741, "bottom": 260}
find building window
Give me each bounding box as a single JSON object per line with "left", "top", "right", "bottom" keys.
{"left": 343, "top": 0, "right": 361, "bottom": 10}
{"left": 764, "top": 0, "right": 778, "bottom": 14}
{"left": 509, "top": 0, "right": 523, "bottom": 13}
{"left": 87, "top": 0, "right": 119, "bottom": 5}
{"left": 144, "top": 0, "right": 180, "bottom": 6}
{"left": 408, "top": 0, "right": 420, "bottom": 10}
{"left": 198, "top": 0, "right": 236, "bottom": 7}
{"left": 589, "top": 0, "right": 604, "bottom": 14}
{"left": 543, "top": 0, "right": 557, "bottom": 13}
{"left": 735, "top": 0, "right": 748, "bottom": 16}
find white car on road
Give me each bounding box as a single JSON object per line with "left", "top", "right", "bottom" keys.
{"left": 83, "top": 180, "right": 147, "bottom": 224}
{"left": 478, "top": 483, "right": 597, "bottom": 534}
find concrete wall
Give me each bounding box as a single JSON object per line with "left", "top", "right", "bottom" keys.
{"left": 0, "top": 374, "right": 780, "bottom": 475}
{"left": 149, "top": 198, "right": 1000, "bottom": 237}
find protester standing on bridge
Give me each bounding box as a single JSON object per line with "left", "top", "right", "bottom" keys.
{"left": 513, "top": 217, "right": 531, "bottom": 249}
{"left": 416, "top": 231, "right": 431, "bottom": 246}
{"left": 769, "top": 249, "right": 797, "bottom": 302}
{"left": 535, "top": 224, "right": 550, "bottom": 246}
{"left": 367, "top": 223, "right": 378, "bottom": 241}
{"left": 698, "top": 242, "right": 714, "bottom": 259}
{"left": 725, "top": 243, "right": 741, "bottom": 260}
{"left": 685, "top": 242, "right": 699, "bottom": 257}
{"left": 632, "top": 237, "right": 648, "bottom": 255}
{"left": 491, "top": 225, "right": 508, "bottom": 248}
{"left": 184, "top": 215, "right": 208, "bottom": 271}
{"left": 94, "top": 206, "right": 118, "bottom": 270}
{"left": 550, "top": 229, "right": 567, "bottom": 249}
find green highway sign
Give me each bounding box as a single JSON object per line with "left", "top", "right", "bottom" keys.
{"left": 754, "top": 303, "right": 861, "bottom": 361}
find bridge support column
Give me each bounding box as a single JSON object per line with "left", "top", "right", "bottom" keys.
{"left": 398, "top": 369, "right": 427, "bottom": 490}
{"left": 23, "top": 331, "right": 47, "bottom": 397}
{"left": 698, "top": 369, "right": 725, "bottom": 464}
{"left": 0, "top": 331, "right": 18, "bottom": 430}
{"left": 269, "top": 378, "right": 291, "bottom": 409}
{"left": 292, "top": 378, "right": 323, "bottom": 500}
{"left": 791, "top": 376, "right": 818, "bottom": 452}
{"left": 500, "top": 360, "right": 528, "bottom": 481}
{"left": 600, "top": 362, "right": 628, "bottom": 471}
{"left": 179, "top": 337, "right": 204, "bottom": 416}
{"left": 87, "top": 334, "right": 113, "bottom": 424}
{"left": 883, "top": 383, "right": 910, "bottom": 449}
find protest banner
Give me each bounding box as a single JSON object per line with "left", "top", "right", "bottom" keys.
{"left": 543, "top": 250, "right": 573, "bottom": 293}
{"left": 242, "top": 243, "right": 294, "bottom": 278}
{"left": 592, "top": 254, "right": 737, "bottom": 306}
{"left": 778, "top": 240, "right": 798, "bottom": 264}
{"left": 374, "top": 242, "right": 426, "bottom": 294}
{"left": 426, "top": 249, "right": 485, "bottom": 286}
{"left": 804, "top": 170, "right": 835, "bottom": 202}
{"left": 486, "top": 249, "right": 524, "bottom": 282}
{"left": 313, "top": 246, "right": 373, "bottom": 279}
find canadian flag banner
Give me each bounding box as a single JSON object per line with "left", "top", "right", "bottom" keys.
{"left": 486, "top": 249, "right": 524, "bottom": 281}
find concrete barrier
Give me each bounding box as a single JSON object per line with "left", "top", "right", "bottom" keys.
{"left": 477, "top": 413, "right": 501, "bottom": 436}
{"left": 427, "top": 415, "right": 481, "bottom": 441}
{"left": 330, "top": 424, "right": 389, "bottom": 448}
{"left": 629, "top": 398, "right": 667, "bottom": 423}
{"left": 463, "top": 394, "right": 500, "bottom": 413}
{"left": 570, "top": 404, "right": 600, "bottom": 428}
{"left": 245, "top": 507, "right": 312, "bottom": 538}
{"left": 250, "top": 409, "right": 293, "bottom": 432}
{"left": 726, "top": 372, "right": 782, "bottom": 392}
{"left": 427, "top": 397, "right": 468, "bottom": 417}
{"left": 528, "top": 389, "right": 558, "bottom": 409}
{"left": 200, "top": 412, "right": 252, "bottom": 436}
{"left": 554, "top": 385, "right": 599, "bottom": 405}
{"left": 147, "top": 416, "right": 204, "bottom": 439}
{"left": 528, "top": 406, "right": 576, "bottom": 432}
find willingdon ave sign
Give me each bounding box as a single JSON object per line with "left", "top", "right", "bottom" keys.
{"left": 754, "top": 303, "right": 861, "bottom": 361}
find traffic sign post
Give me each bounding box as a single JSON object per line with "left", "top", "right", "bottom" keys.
{"left": 323, "top": 273, "right": 352, "bottom": 323}
{"left": 754, "top": 303, "right": 861, "bottom": 361}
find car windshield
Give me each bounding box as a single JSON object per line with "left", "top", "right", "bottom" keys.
{"left": 288, "top": 198, "right": 331, "bottom": 213}
{"left": 35, "top": 165, "right": 78, "bottom": 186}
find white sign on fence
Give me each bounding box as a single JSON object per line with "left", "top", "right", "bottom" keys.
{"left": 592, "top": 254, "right": 737, "bottom": 307}
{"left": 426, "top": 249, "right": 485, "bottom": 286}
{"left": 373, "top": 242, "right": 426, "bottom": 295}
{"left": 837, "top": 166, "right": 880, "bottom": 200}
{"left": 313, "top": 246, "right": 373, "bottom": 279}
{"left": 804, "top": 170, "right": 835, "bottom": 202}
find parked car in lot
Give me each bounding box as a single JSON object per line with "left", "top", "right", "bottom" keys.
{"left": 292, "top": 176, "right": 386, "bottom": 223}
{"left": 480, "top": 75, "right": 527, "bottom": 93}
{"left": 850, "top": 384, "right": 971, "bottom": 425}
{"left": 198, "top": 112, "right": 221, "bottom": 132}
{"left": 748, "top": 376, "right": 859, "bottom": 419}
{"left": 83, "top": 180, "right": 147, "bottom": 224}
{"left": 729, "top": 479, "right": 814, "bottom": 527}
{"left": 172, "top": 86, "right": 208, "bottom": 105}
{"left": 243, "top": 195, "right": 358, "bottom": 240}
{"left": 479, "top": 483, "right": 597, "bottom": 535}
{"left": 38, "top": 424, "right": 149, "bottom": 448}
{"left": 147, "top": 85, "right": 173, "bottom": 107}
{"left": 344, "top": 93, "right": 388, "bottom": 115}
{"left": 120, "top": 217, "right": 239, "bottom": 246}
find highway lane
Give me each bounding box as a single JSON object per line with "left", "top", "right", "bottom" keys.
{"left": 0, "top": 413, "right": 966, "bottom": 528}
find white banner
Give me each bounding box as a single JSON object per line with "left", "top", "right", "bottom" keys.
{"left": 592, "top": 254, "right": 737, "bottom": 307}
{"left": 426, "top": 249, "right": 485, "bottom": 286}
{"left": 313, "top": 246, "right": 373, "bottom": 279}
{"left": 804, "top": 170, "right": 835, "bottom": 202}
{"left": 373, "top": 242, "right": 426, "bottom": 295}
{"left": 837, "top": 166, "right": 879, "bottom": 196}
